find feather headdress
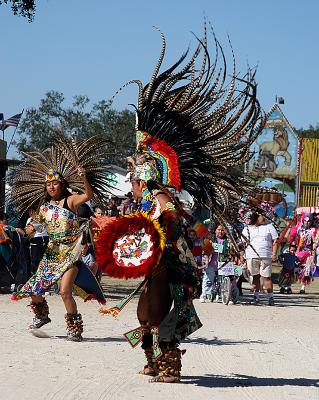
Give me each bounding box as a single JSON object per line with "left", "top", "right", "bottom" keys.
{"left": 9, "top": 132, "right": 113, "bottom": 212}
{"left": 124, "top": 25, "right": 266, "bottom": 245}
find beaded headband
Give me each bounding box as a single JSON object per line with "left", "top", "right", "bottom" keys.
{"left": 45, "top": 169, "right": 64, "bottom": 182}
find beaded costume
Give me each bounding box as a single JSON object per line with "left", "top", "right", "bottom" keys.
{"left": 10, "top": 133, "right": 112, "bottom": 339}
{"left": 290, "top": 213, "right": 316, "bottom": 288}
{"left": 96, "top": 24, "right": 266, "bottom": 382}
{"left": 12, "top": 203, "right": 104, "bottom": 302}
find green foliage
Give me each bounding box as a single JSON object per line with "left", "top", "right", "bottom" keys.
{"left": 0, "top": 0, "right": 36, "bottom": 21}
{"left": 14, "top": 90, "right": 136, "bottom": 168}
{"left": 295, "top": 123, "right": 319, "bottom": 139}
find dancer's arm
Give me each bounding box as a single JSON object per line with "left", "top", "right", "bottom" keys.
{"left": 69, "top": 166, "right": 94, "bottom": 211}
{"left": 155, "top": 192, "right": 182, "bottom": 240}
{"left": 154, "top": 191, "right": 175, "bottom": 213}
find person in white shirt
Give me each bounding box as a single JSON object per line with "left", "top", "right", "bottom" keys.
{"left": 26, "top": 209, "right": 49, "bottom": 275}
{"left": 242, "top": 212, "right": 278, "bottom": 305}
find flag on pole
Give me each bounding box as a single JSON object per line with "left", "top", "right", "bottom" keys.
{"left": 1, "top": 112, "right": 23, "bottom": 130}
{"left": 6, "top": 113, "right": 23, "bottom": 126}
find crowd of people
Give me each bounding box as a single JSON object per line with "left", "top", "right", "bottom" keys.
{"left": 182, "top": 206, "right": 319, "bottom": 308}
{"left": 2, "top": 199, "right": 319, "bottom": 306}
{"left": 92, "top": 193, "right": 137, "bottom": 218}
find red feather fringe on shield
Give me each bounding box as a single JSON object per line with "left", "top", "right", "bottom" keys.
{"left": 95, "top": 213, "right": 166, "bottom": 279}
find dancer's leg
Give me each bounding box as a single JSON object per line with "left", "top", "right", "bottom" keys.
{"left": 137, "top": 268, "right": 172, "bottom": 325}
{"left": 29, "top": 295, "right": 51, "bottom": 329}
{"left": 137, "top": 269, "right": 173, "bottom": 379}
{"left": 60, "top": 266, "right": 83, "bottom": 341}
{"left": 60, "top": 266, "right": 78, "bottom": 314}
{"left": 30, "top": 294, "right": 44, "bottom": 304}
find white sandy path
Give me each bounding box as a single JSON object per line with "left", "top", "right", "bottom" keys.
{"left": 0, "top": 287, "right": 318, "bottom": 400}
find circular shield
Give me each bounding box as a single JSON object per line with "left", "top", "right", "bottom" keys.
{"left": 96, "top": 212, "right": 166, "bottom": 279}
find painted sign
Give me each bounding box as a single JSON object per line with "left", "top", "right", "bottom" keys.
{"left": 248, "top": 106, "right": 299, "bottom": 179}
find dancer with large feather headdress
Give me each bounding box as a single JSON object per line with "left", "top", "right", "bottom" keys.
{"left": 10, "top": 133, "right": 112, "bottom": 341}
{"left": 95, "top": 24, "right": 266, "bottom": 382}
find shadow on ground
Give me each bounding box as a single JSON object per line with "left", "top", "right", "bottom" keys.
{"left": 184, "top": 337, "right": 270, "bottom": 346}
{"left": 183, "top": 373, "right": 319, "bottom": 388}
{"left": 51, "top": 335, "right": 127, "bottom": 343}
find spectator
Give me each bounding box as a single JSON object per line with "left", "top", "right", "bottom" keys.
{"left": 242, "top": 212, "right": 278, "bottom": 305}
{"left": 199, "top": 224, "right": 229, "bottom": 303}
{"left": 186, "top": 229, "right": 203, "bottom": 266}
{"left": 77, "top": 202, "right": 93, "bottom": 222}
{"left": 278, "top": 243, "right": 299, "bottom": 294}
{"left": 122, "top": 192, "right": 134, "bottom": 215}
{"left": 0, "top": 212, "right": 28, "bottom": 290}
{"left": 26, "top": 209, "right": 49, "bottom": 275}
{"left": 0, "top": 211, "right": 10, "bottom": 267}
{"left": 235, "top": 242, "right": 246, "bottom": 296}
{"left": 71, "top": 190, "right": 93, "bottom": 223}
{"left": 110, "top": 197, "right": 120, "bottom": 217}
{"left": 93, "top": 206, "right": 103, "bottom": 217}
{"left": 81, "top": 243, "right": 98, "bottom": 276}
{"left": 314, "top": 240, "right": 319, "bottom": 279}
{"left": 290, "top": 214, "right": 315, "bottom": 294}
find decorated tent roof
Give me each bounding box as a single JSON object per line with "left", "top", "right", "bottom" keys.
{"left": 266, "top": 103, "right": 298, "bottom": 140}
{"left": 247, "top": 103, "right": 299, "bottom": 180}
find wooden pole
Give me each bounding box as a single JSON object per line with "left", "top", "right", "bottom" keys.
{"left": 0, "top": 139, "right": 7, "bottom": 210}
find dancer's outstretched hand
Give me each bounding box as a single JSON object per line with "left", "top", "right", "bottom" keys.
{"left": 76, "top": 166, "right": 86, "bottom": 177}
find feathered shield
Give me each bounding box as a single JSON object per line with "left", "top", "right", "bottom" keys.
{"left": 95, "top": 212, "right": 166, "bottom": 279}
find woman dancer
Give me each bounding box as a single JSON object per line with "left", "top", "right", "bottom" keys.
{"left": 10, "top": 134, "right": 111, "bottom": 341}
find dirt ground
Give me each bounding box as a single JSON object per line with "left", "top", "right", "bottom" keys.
{"left": 0, "top": 277, "right": 318, "bottom": 400}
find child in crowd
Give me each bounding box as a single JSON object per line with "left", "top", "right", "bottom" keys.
{"left": 199, "top": 224, "right": 229, "bottom": 303}
{"left": 278, "top": 243, "right": 299, "bottom": 294}
{"left": 81, "top": 243, "right": 99, "bottom": 276}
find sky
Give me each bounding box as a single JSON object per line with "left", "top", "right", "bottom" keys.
{"left": 1, "top": 0, "right": 318, "bottom": 158}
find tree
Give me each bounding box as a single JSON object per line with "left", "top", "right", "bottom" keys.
{"left": 295, "top": 123, "right": 319, "bottom": 139}
{"left": 0, "top": 0, "right": 36, "bottom": 21}
{"left": 14, "top": 90, "right": 136, "bottom": 168}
